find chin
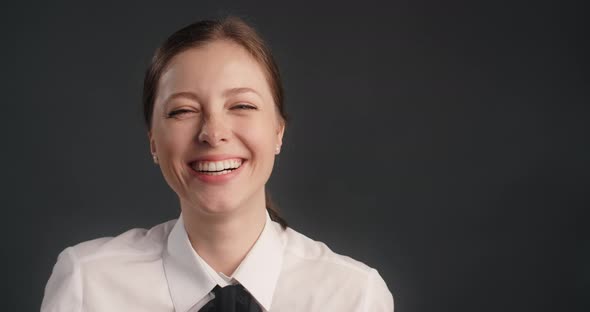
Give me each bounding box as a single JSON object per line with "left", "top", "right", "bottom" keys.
{"left": 192, "top": 195, "right": 243, "bottom": 215}
{"left": 181, "top": 187, "right": 261, "bottom": 216}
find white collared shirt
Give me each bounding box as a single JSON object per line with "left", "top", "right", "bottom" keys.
{"left": 41, "top": 211, "right": 394, "bottom": 311}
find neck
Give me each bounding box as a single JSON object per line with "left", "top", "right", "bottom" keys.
{"left": 180, "top": 192, "right": 267, "bottom": 277}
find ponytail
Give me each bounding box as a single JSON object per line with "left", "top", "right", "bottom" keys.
{"left": 265, "top": 190, "right": 288, "bottom": 229}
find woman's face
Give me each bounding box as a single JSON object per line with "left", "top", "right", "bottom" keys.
{"left": 148, "top": 39, "right": 284, "bottom": 215}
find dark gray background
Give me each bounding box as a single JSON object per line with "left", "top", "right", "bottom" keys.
{"left": 3, "top": 0, "right": 588, "bottom": 311}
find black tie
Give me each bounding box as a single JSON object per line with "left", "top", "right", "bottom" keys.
{"left": 199, "top": 284, "right": 262, "bottom": 312}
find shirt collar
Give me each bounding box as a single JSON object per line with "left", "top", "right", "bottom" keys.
{"left": 162, "top": 210, "right": 285, "bottom": 312}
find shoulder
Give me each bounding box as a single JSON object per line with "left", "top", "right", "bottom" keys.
{"left": 41, "top": 218, "right": 178, "bottom": 312}
{"left": 67, "top": 218, "right": 177, "bottom": 263}
{"left": 278, "top": 226, "right": 394, "bottom": 311}
{"left": 282, "top": 226, "right": 372, "bottom": 274}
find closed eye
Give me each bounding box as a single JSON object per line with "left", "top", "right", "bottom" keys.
{"left": 167, "top": 109, "right": 194, "bottom": 117}
{"left": 232, "top": 104, "right": 257, "bottom": 110}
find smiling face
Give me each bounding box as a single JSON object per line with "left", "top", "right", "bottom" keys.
{"left": 148, "top": 39, "right": 285, "bottom": 217}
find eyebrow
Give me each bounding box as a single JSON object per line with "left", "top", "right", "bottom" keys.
{"left": 222, "top": 87, "right": 261, "bottom": 98}
{"left": 163, "top": 87, "right": 261, "bottom": 107}
{"left": 164, "top": 92, "right": 199, "bottom": 106}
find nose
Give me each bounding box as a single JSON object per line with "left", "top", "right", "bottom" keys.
{"left": 197, "top": 114, "right": 229, "bottom": 147}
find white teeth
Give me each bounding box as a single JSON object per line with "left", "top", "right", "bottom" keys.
{"left": 191, "top": 159, "right": 243, "bottom": 173}
{"left": 200, "top": 169, "right": 233, "bottom": 176}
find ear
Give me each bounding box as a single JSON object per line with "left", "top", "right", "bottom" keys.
{"left": 147, "top": 130, "right": 156, "bottom": 155}
{"left": 276, "top": 121, "right": 285, "bottom": 148}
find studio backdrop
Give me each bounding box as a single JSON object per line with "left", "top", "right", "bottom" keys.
{"left": 3, "top": 1, "right": 588, "bottom": 311}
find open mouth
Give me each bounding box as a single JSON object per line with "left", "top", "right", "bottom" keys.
{"left": 189, "top": 158, "right": 244, "bottom": 176}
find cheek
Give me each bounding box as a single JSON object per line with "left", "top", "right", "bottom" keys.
{"left": 156, "top": 125, "right": 195, "bottom": 157}
{"left": 235, "top": 119, "right": 278, "bottom": 155}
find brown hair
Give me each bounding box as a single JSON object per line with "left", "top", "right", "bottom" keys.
{"left": 142, "top": 16, "right": 289, "bottom": 229}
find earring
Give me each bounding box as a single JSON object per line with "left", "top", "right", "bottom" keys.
{"left": 275, "top": 145, "right": 281, "bottom": 154}
{"left": 152, "top": 154, "right": 159, "bottom": 164}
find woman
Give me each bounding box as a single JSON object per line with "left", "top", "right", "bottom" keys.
{"left": 41, "top": 16, "right": 394, "bottom": 312}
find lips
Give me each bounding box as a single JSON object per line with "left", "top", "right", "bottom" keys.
{"left": 189, "top": 158, "right": 243, "bottom": 173}
{"left": 186, "top": 157, "right": 247, "bottom": 183}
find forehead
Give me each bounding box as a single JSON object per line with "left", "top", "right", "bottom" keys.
{"left": 158, "top": 40, "right": 272, "bottom": 100}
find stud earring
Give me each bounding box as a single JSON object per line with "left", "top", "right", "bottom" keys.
{"left": 275, "top": 145, "right": 281, "bottom": 154}
{"left": 152, "top": 154, "right": 159, "bottom": 164}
